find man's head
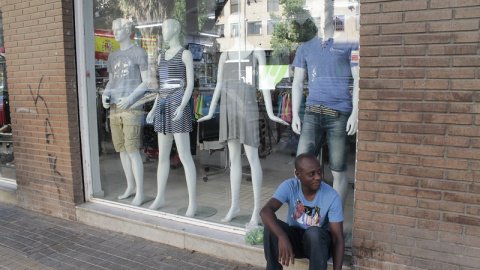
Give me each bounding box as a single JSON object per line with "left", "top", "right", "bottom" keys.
{"left": 295, "top": 153, "right": 323, "bottom": 193}
{"left": 112, "top": 18, "right": 132, "bottom": 42}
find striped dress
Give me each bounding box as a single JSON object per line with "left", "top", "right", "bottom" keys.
{"left": 154, "top": 48, "right": 193, "bottom": 134}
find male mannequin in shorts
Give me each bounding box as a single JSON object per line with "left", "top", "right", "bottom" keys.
{"left": 102, "top": 18, "right": 149, "bottom": 206}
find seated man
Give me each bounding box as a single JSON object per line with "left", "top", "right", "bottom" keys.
{"left": 260, "top": 153, "right": 344, "bottom": 270}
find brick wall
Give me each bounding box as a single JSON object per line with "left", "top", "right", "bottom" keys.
{"left": 354, "top": 0, "right": 480, "bottom": 269}
{"left": 1, "top": 0, "right": 82, "bottom": 220}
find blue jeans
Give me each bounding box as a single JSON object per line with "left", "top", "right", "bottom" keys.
{"left": 264, "top": 219, "right": 332, "bottom": 270}
{"left": 297, "top": 111, "right": 350, "bottom": 172}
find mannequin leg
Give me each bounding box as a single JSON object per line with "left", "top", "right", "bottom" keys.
{"left": 128, "top": 150, "right": 144, "bottom": 206}
{"left": 118, "top": 151, "right": 136, "bottom": 200}
{"left": 173, "top": 133, "right": 197, "bottom": 217}
{"left": 149, "top": 133, "right": 174, "bottom": 210}
{"left": 244, "top": 144, "right": 262, "bottom": 226}
{"left": 222, "top": 139, "right": 242, "bottom": 222}
{"left": 332, "top": 171, "right": 348, "bottom": 210}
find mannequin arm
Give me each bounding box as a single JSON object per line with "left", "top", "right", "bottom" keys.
{"left": 117, "top": 70, "right": 150, "bottom": 109}
{"left": 146, "top": 95, "right": 158, "bottom": 124}
{"left": 102, "top": 73, "right": 114, "bottom": 109}
{"left": 172, "top": 50, "right": 195, "bottom": 121}
{"left": 346, "top": 66, "right": 359, "bottom": 135}
{"left": 197, "top": 52, "right": 227, "bottom": 122}
{"left": 254, "top": 50, "right": 288, "bottom": 125}
{"left": 291, "top": 67, "right": 306, "bottom": 134}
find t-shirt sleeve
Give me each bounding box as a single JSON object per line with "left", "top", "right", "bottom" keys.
{"left": 272, "top": 180, "right": 291, "bottom": 204}
{"left": 328, "top": 193, "right": 344, "bottom": 223}
{"left": 349, "top": 42, "right": 359, "bottom": 68}
{"left": 137, "top": 48, "right": 148, "bottom": 72}
{"left": 292, "top": 44, "right": 306, "bottom": 69}
{"left": 106, "top": 54, "right": 112, "bottom": 73}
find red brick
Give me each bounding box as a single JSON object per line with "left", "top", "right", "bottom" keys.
{"left": 450, "top": 104, "right": 480, "bottom": 114}
{"left": 359, "top": 79, "right": 401, "bottom": 89}
{"left": 424, "top": 114, "right": 472, "bottom": 125}
{"left": 374, "top": 213, "right": 416, "bottom": 227}
{"left": 362, "top": 58, "right": 402, "bottom": 67}
{"left": 361, "top": 25, "right": 381, "bottom": 36}
{"left": 431, "top": 0, "right": 480, "bottom": 9}
{"left": 447, "top": 171, "right": 480, "bottom": 182}
{"left": 448, "top": 126, "right": 480, "bottom": 137}
{"left": 378, "top": 112, "right": 422, "bottom": 123}
{"left": 444, "top": 192, "right": 480, "bottom": 204}
{"left": 361, "top": 3, "right": 381, "bottom": 14}
{"left": 429, "top": 45, "right": 478, "bottom": 55}
{"left": 378, "top": 133, "right": 422, "bottom": 144}
{"left": 427, "top": 69, "right": 476, "bottom": 79}
{"left": 371, "top": 250, "right": 412, "bottom": 266}
{"left": 361, "top": 35, "right": 403, "bottom": 46}
{"left": 356, "top": 162, "right": 397, "bottom": 174}
{"left": 400, "top": 167, "right": 444, "bottom": 179}
{"left": 380, "top": 69, "right": 425, "bottom": 79}
{"left": 403, "top": 57, "right": 449, "bottom": 67}
{"left": 420, "top": 178, "right": 470, "bottom": 191}
{"left": 431, "top": 20, "right": 480, "bottom": 32}
{"left": 357, "top": 131, "right": 377, "bottom": 141}
{"left": 382, "top": 23, "right": 427, "bottom": 35}
{"left": 417, "top": 240, "right": 464, "bottom": 255}
{"left": 377, "top": 91, "right": 423, "bottom": 101}
{"left": 361, "top": 47, "right": 380, "bottom": 57}
{"left": 453, "top": 32, "right": 480, "bottom": 43}
{"left": 381, "top": 46, "right": 426, "bottom": 56}
{"left": 401, "top": 124, "right": 446, "bottom": 135}
{"left": 359, "top": 122, "right": 399, "bottom": 132}
{"left": 405, "top": 9, "right": 452, "bottom": 22}
{"left": 455, "top": 8, "right": 480, "bottom": 19}
{"left": 359, "top": 68, "right": 379, "bottom": 78}
{"left": 359, "top": 101, "right": 400, "bottom": 111}
{"left": 355, "top": 192, "right": 375, "bottom": 203}
{"left": 453, "top": 57, "right": 480, "bottom": 67}
{"left": 403, "top": 79, "right": 449, "bottom": 90}
{"left": 404, "top": 34, "right": 451, "bottom": 44}
{"left": 451, "top": 80, "right": 480, "bottom": 90}
{"left": 361, "top": 13, "right": 403, "bottom": 25}
{"left": 418, "top": 200, "right": 465, "bottom": 214}
{"left": 466, "top": 206, "right": 480, "bottom": 216}
{"left": 356, "top": 201, "right": 394, "bottom": 214}
{"left": 357, "top": 142, "right": 397, "bottom": 153}
{"left": 383, "top": 0, "right": 428, "bottom": 12}
{"left": 357, "top": 151, "right": 376, "bottom": 162}
{"left": 376, "top": 174, "right": 419, "bottom": 186}
{"left": 413, "top": 259, "right": 461, "bottom": 270}
{"left": 400, "top": 145, "right": 444, "bottom": 157}
{"left": 425, "top": 92, "right": 473, "bottom": 102}
{"left": 402, "top": 102, "right": 448, "bottom": 112}
{"left": 355, "top": 221, "right": 393, "bottom": 234}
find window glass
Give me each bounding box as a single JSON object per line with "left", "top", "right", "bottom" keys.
{"left": 87, "top": 0, "right": 359, "bottom": 235}
{"left": 0, "top": 10, "right": 15, "bottom": 181}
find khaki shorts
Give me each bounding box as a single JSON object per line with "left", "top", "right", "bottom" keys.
{"left": 109, "top": 105, "right": 143, "bottom": 153}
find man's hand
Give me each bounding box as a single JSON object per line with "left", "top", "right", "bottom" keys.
{"left": 278, "top": 235, "right": 295, "bottom": 266}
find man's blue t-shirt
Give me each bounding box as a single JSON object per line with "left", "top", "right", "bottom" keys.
{"left": 273, "top": 178, "right": 343, "bottom": 231}
{"left": 292, "top": 37, "right": 359, "bottom": 113}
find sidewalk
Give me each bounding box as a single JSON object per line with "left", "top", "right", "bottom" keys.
{"left": 0, "top": 203, "right": 262, "bottom": 270}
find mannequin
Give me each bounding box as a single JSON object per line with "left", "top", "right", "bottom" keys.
{"left": 198, "top": 13, "right": 288, "bottom": 226}
{"left": 291, "top": 0, "right": 359, "bottom": 209}
{"left": 102, "top": 18, "right": 149, "bottom": 206}
{"left": 146, "top": 19, "right": 197, "bottom": 217}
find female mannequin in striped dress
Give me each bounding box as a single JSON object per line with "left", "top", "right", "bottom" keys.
{"left": 146, "top": 19, "right": 197, "bottom": 217}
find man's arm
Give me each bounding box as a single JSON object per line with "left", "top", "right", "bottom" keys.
{"left": 260, "top": 198, "right": 295, "bottom": 267}
{"left": 329, "top": 221, "right": 345, "bottom": 270}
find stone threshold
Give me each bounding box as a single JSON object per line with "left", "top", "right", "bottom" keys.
{"left": 76, "top": 202, "right": 351, "bottom": 269}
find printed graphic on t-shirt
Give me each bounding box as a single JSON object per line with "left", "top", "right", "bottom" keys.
{"left": 112, "top": 55, "right": 134, "bottom": 79}
{"left": 293, "top": 199, "right": 321, "bottom": 227}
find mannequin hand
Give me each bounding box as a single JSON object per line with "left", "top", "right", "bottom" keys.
{"left": 117, "top": 97, "right": 130, "bottom": 110}
{"left": 172, "top": 106, "right": 184, "bottom": 121}
{"left": 102, "top": 94, "right": 110, "bottom": 109}
{"left": 291, "top": 116, "right": 302, "bottom": 135}
{"left": 197, "top": 109, "right": 214, "bottom": 122}
{"left": 146, "top": 109, "right": 155, "bottom": 124}
{"left": 268, "top": 115, "right": 289, "bottom": 126}
{"left": 346, "top": 111, "right": 358, "bottom": 136}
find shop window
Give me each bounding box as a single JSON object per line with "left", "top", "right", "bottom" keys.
{"left": 0, "top": 10, "right": 14, "bottom": 181}
{"left": 247, "top": 21, "right": 262, "bottom": 35}
{"left": 80, "top": 0, "right": 359, "bottom": 240}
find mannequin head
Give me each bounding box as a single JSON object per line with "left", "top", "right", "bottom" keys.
{"left": 162, "top": 19, "right": 181, "bottom": 42}
{"left": 112, "top": 18, "right": 132, "bottom": 43}
{"left": 321, "top": 0, "right": 335, "bottom": 39}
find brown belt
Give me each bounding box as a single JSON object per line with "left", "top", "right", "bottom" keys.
{"left": 306, "top": 105, "right": 339, "bottom": 117}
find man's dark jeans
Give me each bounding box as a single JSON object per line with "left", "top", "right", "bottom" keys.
{"left": 263, "top": 219, "right": 332, "bottom": 270}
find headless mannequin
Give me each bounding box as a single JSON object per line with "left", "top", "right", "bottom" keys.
{"left": 291, "top": 1, "right": 359, "bottom": 209}
{"left": 198, "top": 14, "right": 288, "bottom": 226}
{"left": 102, "top": 19, "right": 149, "bottom": 206}
{"left": 146, "top": 19, "right": 197, "bottom": 217}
